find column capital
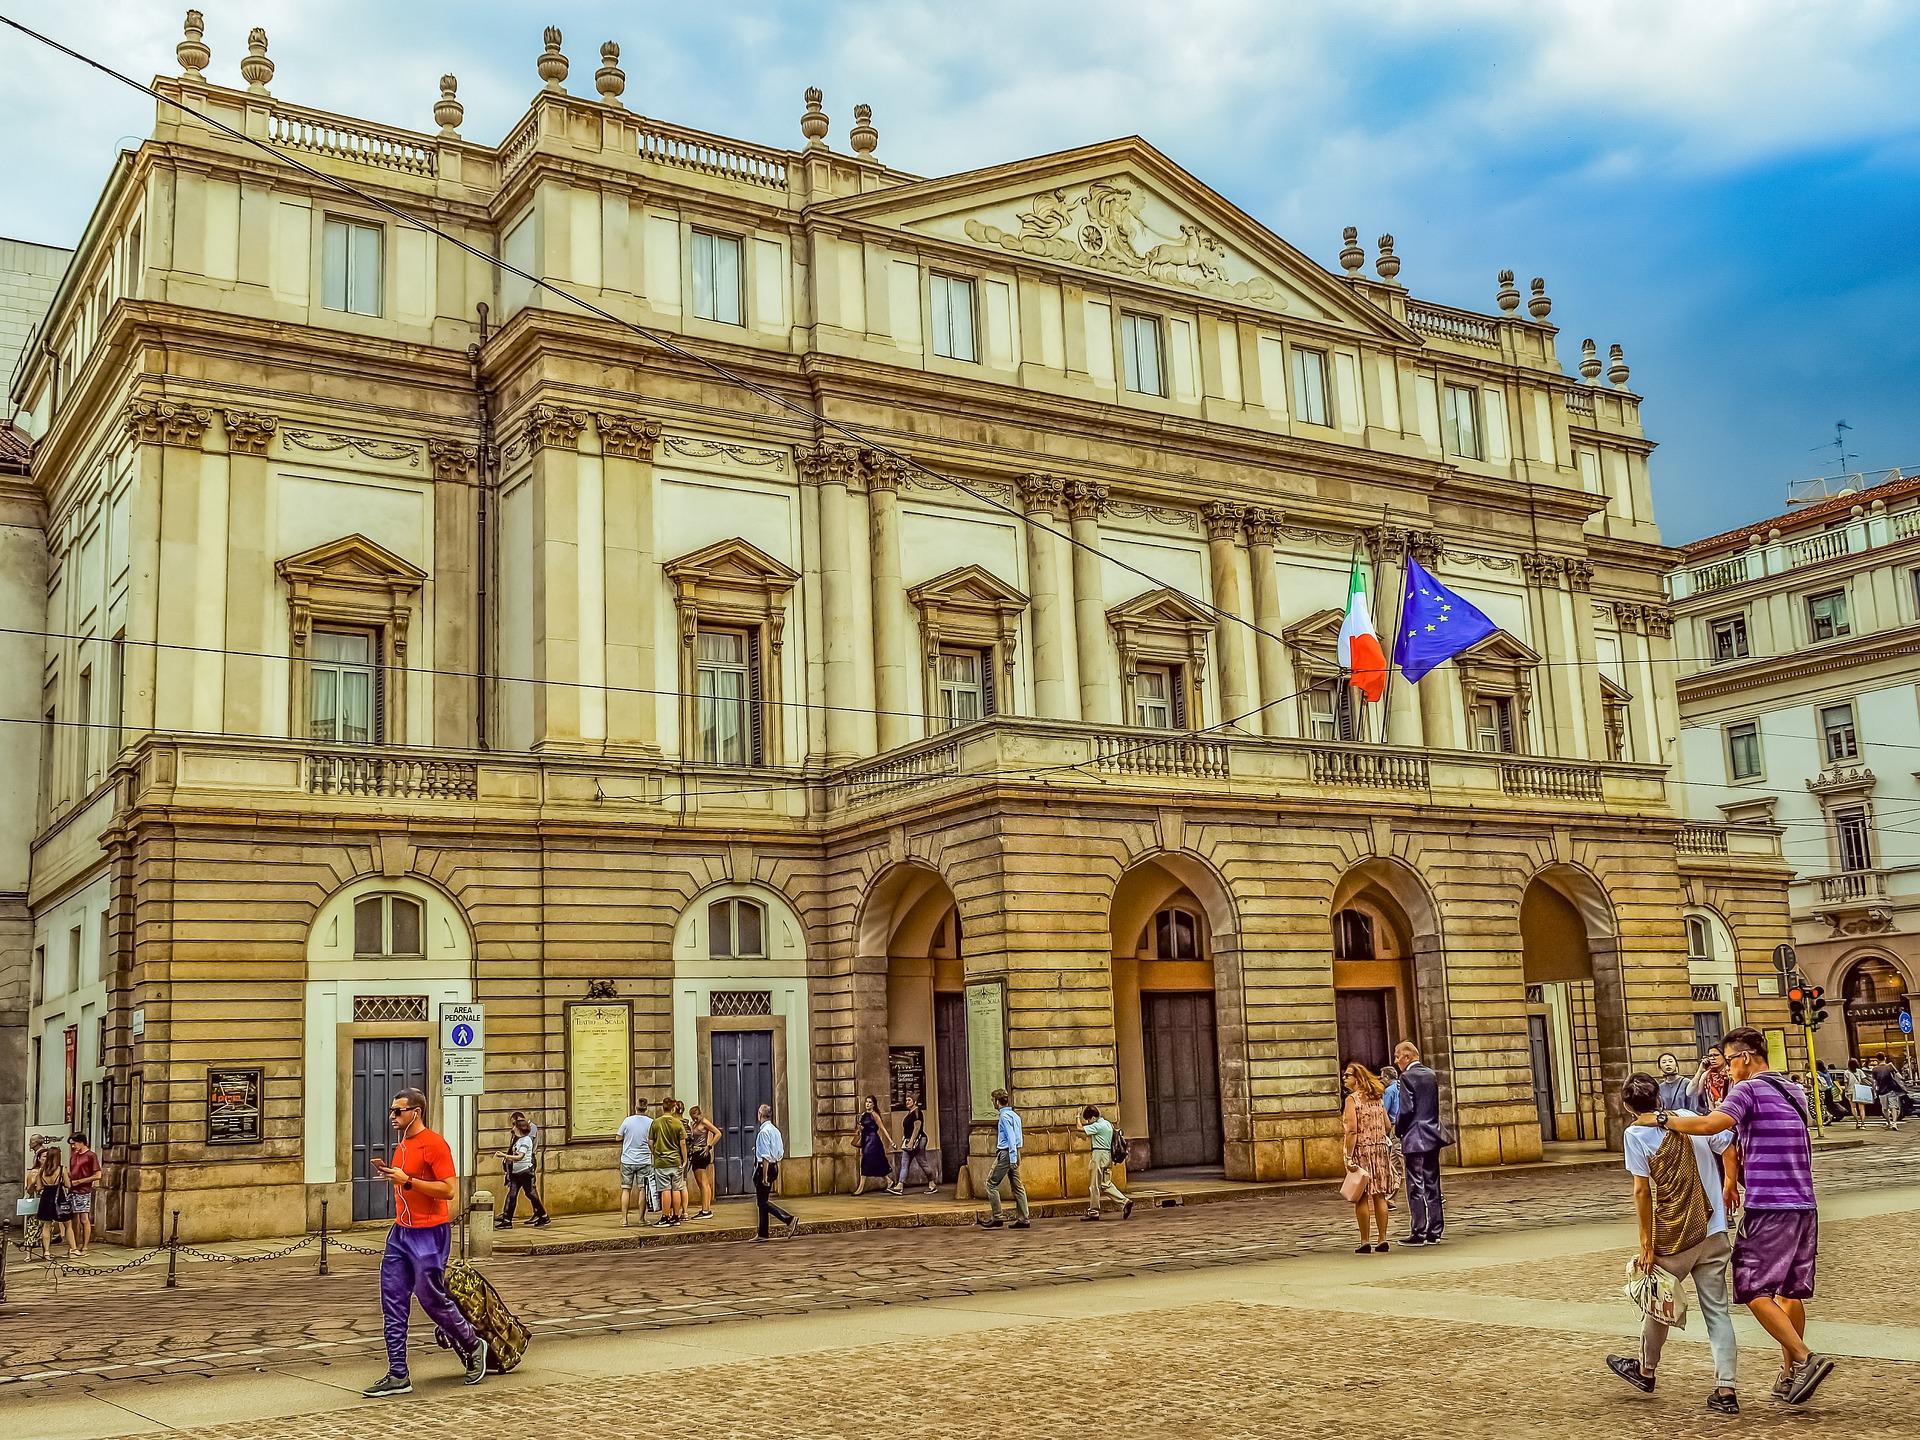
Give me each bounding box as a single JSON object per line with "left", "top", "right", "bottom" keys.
{"left": 220, "top": 408, "right": 278, "bottom": 456}
{"left": 594, "top": 412, "right": 662, "bottom": 461}
{"left": 1019, "top": 472, "right": 1066, "bottom": 517}
{"left": 1564, "top": 557, "right": 1595, "bottom": 593}
{"left": 1242, "top": 505, "right": 1282, "bottom": 547}
{"left": 1202, "top": 500, "right": 1245, "bottom": 542}
{"left": 125, "top": 399, "right": 212, "bottom": 449}
{"left": 1065, "top": 479, "right": 1109, "bottom": 521}
{"left": 862, "top": 450, "right": 908, "bottom": 493}
{"left": 1612, "top": 601, "right": 1646, "bottom": 633}
{"left": 798, "top": 442, "right": 862, "bottom": 487}
{"left": 1644, "top": 604, "right": 1674, "bottom": 638}
{"left": 1521, "top": 552, "right": 1566, "bottom": 588}
{"left": 428, "top": 438, "right": 479, "bottom": 482}
{"left": 522, "top": 403, "right": 588, "bottom": 453}
{"left": 1408, "top": 529, "right": 1444, "bottom": 568}
{"left": 1363, "top": 523, "right": 1407, "bottom": 566}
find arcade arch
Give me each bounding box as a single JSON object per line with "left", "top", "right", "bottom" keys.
{"left": 1840, "top": 955, "right": 1913, "bottom": 1065}
{"left": 1328, "top": 859, "right": 1443, "bottom": 1078}
{"left": 1520, "top": 865, "right": 1627, "bottom": 1146}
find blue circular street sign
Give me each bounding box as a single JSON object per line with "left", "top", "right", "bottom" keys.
{"left": 1901, "top": 1011, "right": 1913, "bottom": 1036}
{"left": 452, "top": 1022, "right": 475, "bottom": 1047}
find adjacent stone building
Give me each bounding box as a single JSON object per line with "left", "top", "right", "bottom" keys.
{"left": 8, "top": 15, "right": 1795, "bottom": 1243}
{"left": 1669, "top": 472, "right": 1920, "bottom": 1069}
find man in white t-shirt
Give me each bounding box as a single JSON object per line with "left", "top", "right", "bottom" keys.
{"left": 617, "top": 1099, "right": 654, "bottom": 1228}
{"left": 1605, "top": 1071, "right": 1741, "bottom": 1415}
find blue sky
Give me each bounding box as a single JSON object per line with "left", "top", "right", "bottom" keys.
{"left": 2, "top": 1, "right": 1915, "bottom": 542}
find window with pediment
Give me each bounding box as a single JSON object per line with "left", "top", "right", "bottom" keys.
{"left": 906, "top": 565, "right": 1028, "bottom": 736}
{"left": 1598, "top": 674, "right": 1632, "bottom": 763}
{"left": 1107, "top": 587, "right": 1211, "bottom": 731}
{"left": 1284, "top": 607, "right": 1365, "bottom": 741}
{"left": 1453, "top": 631, "right": 1540, "bottom": 756}
{"left": 276, "top": 534, "right": 426, "bottom": 748}
{"left": 664, "top": 538, "right": 798, "bottom": 767}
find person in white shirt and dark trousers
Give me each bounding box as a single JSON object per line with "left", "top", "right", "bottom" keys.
{"left": 978, "top": 1089, "right": 1030, "bottom": 1229}
{"left": 754, "top": 1104, "right": 799, "bottom": 1241}
{"left": 496, "top": 1117, "right": 549, "bottom": 1228}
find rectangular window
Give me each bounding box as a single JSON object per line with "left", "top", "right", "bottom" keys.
{"left": 1473, "top": 696, "right": 1517, "bottom": 754}
{"left": 695, "top": 626, "right": 756, "bottom": 764}
{"left": 1710, "top": 615, "right": 1749, "bottom": 663}
{"left": 39, "top": 692, "right": 56, "bottom": 814}
{"left": 1806, "top": 589, "right": 1850, "bottom": 642}
{"left": 1684, "top": 915, "right": 1710, "bottom": 964}
{"left": 1306, "top": 679, "right": 1359, "bottom": 741}
{"left": 308, "top": 628, "right": 379, "bottom": 745}
{"left": 936, "top": 647, "right": 992, "bottom": 729}
{"left": 1727, "top": 721, "right": 1762, "bottom": 780}
{"left": 75, "top": 668, "right": 93, "bottom": 797}
{"left": 1291, "top": 347, "right": 1330, "bottom": 426}
{"left": 930, "top": 273, "right": 977, "bottom": 361}
{"left": 1819, "top": 702, "right": 1858, "bottom": 764}
{"left": 690, "top": 229, "right": 743, "bottom": 325}
{"left": 1134, "top": 663, "right": 1188, "bottom": 729}
{"left": 320, "top": 218, "right": 382, "bottom": 316}
{"left": 1443, "top": 383, "right": 1483, "bottom": 460}
{"left": 1834, "top": 805, "right": 1873, "bottom": 873}
{"left": 107, "top": 631, "right": 125, "bottom": 768}
{"left": 1120, "top": 312, "right": 1164, "bottom": 396}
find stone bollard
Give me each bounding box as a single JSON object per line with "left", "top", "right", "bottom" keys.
{"left": 467, "top": 1190, "right": 494, "bottom": 1259}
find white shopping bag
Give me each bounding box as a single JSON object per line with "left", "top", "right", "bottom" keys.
{"left": 1624, "top": 1258, "right": 1689, "bottom": 1330}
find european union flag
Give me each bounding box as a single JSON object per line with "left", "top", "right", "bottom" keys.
{"left": 1394, "top": 555, "right": 1498, "bottom": 683}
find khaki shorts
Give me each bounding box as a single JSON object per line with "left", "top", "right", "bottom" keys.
{"left": 654, "top": 1166, "right": 685, "bottom": 1192}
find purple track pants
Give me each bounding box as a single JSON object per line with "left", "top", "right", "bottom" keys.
{"left": 380, "top": 1221, "right": 477, "bottom": 1374}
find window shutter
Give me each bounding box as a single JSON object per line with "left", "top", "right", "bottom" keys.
{"left": 373, "top": 630, "right": 387, "bottom": 745}
{"left": 1172, "top": 665, "right": 1188, "bottom": 729}
{"left": 747, "top": 627, "right": 765, "bottom": 765}
{"left": 981, "top": 646, "right": 997, "bottom": 717}
{"left": 1497, "top": 698, "right": 1514, "bottom": 753}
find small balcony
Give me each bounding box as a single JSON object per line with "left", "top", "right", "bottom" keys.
{"left": 1812, "top": 869, "right": 1888, "bottom": 905}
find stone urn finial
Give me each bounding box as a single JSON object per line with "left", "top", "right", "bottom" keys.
{"left": 538, "top": 27, "right": 570, "bottom": 92}
{"left": 850, "top": 103, "right": 878, "bottom": 159}
{"left": 240, "top": 27, "right": 274, "bottom": 94}
{"left": 596, "top": 42, "right": 626, "bottom": 106}
{"left": 1338, "top": 226, "right": 1364, "bottom": 276}
{"left": 177, "top": 10, "right": 210, "bottom": 79}
{"left": 800, "top": 87, "right": 829, "bottom": 150}
{"left": 1528, "top": 276, "right": 1552, "bottom": 320}
{"left": 1579, "top": 337, "right": 1602, "bottom": 384}
{"left": 1607, "top": 343, "right": 1630, "bottom": 389}
{"left": 435, "top": 75, "right": 464, "bottom": 137}
{"left": 1496, "top": 269, "right": 1520, "bottom": 313}
{"left": 1374, "top": 234, "right": 1400, "bottom": 283}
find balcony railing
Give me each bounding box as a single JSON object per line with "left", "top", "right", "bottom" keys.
{"left": 844, "top": 740, "right": 960, "bottom": 802}
{"left": 267, "top": 102, "right": 437, "bottom": 177}
{"left": 633, "top": 116, "right": 789, "bottom": 189}
{"left": 306, "top": 751, "right": 478, "bottom": 800}
{"left": 1668, "top": 497, "right": 1920, "bottom": 599}
{"left": 1405, "top": 300, "right": 1500, "bottom": 349}
{"left": 1677, "top": 822, "right": 1731, "bottom": 855}
{"left": 1784, "top": 528, "right": 1850, "bottom": 567}
{"left": 1091, "top": 731, "right": 1230, "bottom": 780}
{"left": 1308, "top": 745, "right": 1430, "bottom": 791}
{"left": 1814, "top": 869, "right": 1888, "bottom": 904}
{"left": 1500, "top": 760, "right": 1604, "bottom": 802}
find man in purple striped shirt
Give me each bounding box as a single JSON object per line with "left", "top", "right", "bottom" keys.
{"left": 1663, "top": 1026, "right": 1834, "bottom": 1408}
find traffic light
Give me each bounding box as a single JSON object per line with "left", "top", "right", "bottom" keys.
{"left": 1807, "top": 986, "right": 1829, "bottom": 1031}
{"left": 1788, "top": 982, "right": 1806, "bottom": 1027}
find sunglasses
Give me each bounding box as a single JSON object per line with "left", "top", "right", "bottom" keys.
{"left": 389, "top": 1105, "right": 416, "bottom": 1116}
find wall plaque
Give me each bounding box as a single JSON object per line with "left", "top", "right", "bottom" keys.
{"left": 206, "top": 1067, "right": 263, "bottom": 1145}
{"left": 888, "top": 1046, "right": 927, "bottom": 1112}
{"left": 965, "top": 981, "right": 1008, "bottom": 1121}
{"left": 567, "top": 1002, "right": 631, "bottom": 1138}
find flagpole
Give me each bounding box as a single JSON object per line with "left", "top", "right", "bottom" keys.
{"left": 1342, "top": 533, "right": 1364, "bottom": 740}
{"left": 1378, "top": 539, "right": 1412, "bottom": 748}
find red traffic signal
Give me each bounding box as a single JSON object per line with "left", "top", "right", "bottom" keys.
{"left": 1788, "top": 985, "right": 1804, "bottom": 1003}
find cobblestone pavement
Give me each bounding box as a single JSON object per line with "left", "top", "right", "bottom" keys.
{"left": 2, "top": 1129, "right": 1914, "bottom": 1397}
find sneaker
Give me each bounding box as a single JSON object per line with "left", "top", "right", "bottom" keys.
{"left": 531, "top": 1216, "right": 552, "bottom": 1228}
{"left": 1606, "top": 1354, "right": 1655, "bottom": 1393}
{"left": 887, "top": 1183, "right": 903, "bottom": 1195}
{"left": 1707, "top": 1389, "right": 1739, "bottom": 1416}
{"left": 1404, "top": 1236, "right": 1427, "bottom": 1246}
{"left": 695, "top": 1210, "right": 713, "bottom": 1219}
{"left": 1785, "top": 1353, "right": 1835, "bottom": 1405}
{"left": 926, "top": 1183, "right": 939, "bottom": 1193}
{"left": 1009, "top": 1219, "right": 1030, "bottom": 1230}
{"left": 463, "top": 1337, "right": 489, "bottom": 1385}
{"left": 1084, "top": 1213, "right": 1103, "bottom": 1222}
{"left": 495, "top": 1221, "right": 513, "bottom": 1230}
{"left": 1770, "top": 1369, "right": 1793, "bottom": 1402}
{"left": 1122, "top": 1200, "right": 1134, "bottom": 1220}
{"left": 977, "top": 1217, "right": 1004, "bottom": 1229}
{"left": 784, "top": 1216, "right": 800, "bottom": 1239}
{"left": 363, "top": 1372, "right": 413, "bottom": 1398}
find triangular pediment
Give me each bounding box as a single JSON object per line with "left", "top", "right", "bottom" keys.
{"left": 1107, "top": 586, "right": 1214, "bottom": 630}
{"left": 1598, "top": 673, "right": 1631, "bottom": 702}
{"left": 275, "top": 533, "right": 426, "bottom": 587}
{"left": 907, "top": 563, "right": 1029, "bottom": 612}
{"left": 1283, "top": 607, "right": 1345, "bottom": 648}
{"left": 814, "top": 138, "right": 1418, "bottom": 337}
{"left": 1460, "top": 630, "right": 1542, "bottom": 667}
{"left": 663, "top": 536, "right": 800, "bottom": 589}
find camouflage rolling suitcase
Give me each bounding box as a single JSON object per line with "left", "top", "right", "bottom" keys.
{"left": 436, "top": 1257, "right": 531, "bottom": 1372}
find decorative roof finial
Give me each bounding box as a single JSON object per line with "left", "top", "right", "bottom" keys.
{"left": 1339, "top": 227, "right": 1364, "bottom": 276}
{"left": 1607, "top": 343, "right": 1630, "bottom": 389}
{"left": 1374, "top": 234, "right": 1401, "bottom": 284}
{"left": 1496, "top": 269, "right": 1520, "bottom": 314}
{"left": 1528, "top": 276, "right": 1552, "bottom": 320}
{"left": 850, "top": 103, "right": 879, "bottom": 160}
{"left": 177, "top": 10, "right": 210, "bottom": 79}
{"left": 239, "top": 28, "right": 275, "bottom": 94}
{"left": 435, "top": 75, "right": 464, "bottom": 137}
{"left": 538, "top": 27, "right": 570, "bottom": 93}
{"left": 1579, "top": 338, "right": 1602, "bottom": 384}
{"left": 800, "top": 87, "right": 830, "bottom": 150}
{"left": 596, "top": 42, "right": 625, "bottom": 106}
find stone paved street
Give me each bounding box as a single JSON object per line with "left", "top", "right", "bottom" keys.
{"left": 1, "top": 1129, "right": 1916, "bottom": 1436}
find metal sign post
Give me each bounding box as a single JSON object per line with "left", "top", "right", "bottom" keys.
{"left": 440, "top": 1003, "right": 485, "bottom": 1260}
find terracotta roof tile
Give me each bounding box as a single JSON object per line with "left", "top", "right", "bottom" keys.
{"left": 1682, "top": 472, "right": 1920, "bottom": 557}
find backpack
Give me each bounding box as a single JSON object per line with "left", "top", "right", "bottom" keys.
{"left": 1108, "top": 1125, "right": 1129, "bottom": 1167}
{"left": 439, "top": 1258, "right": 531, "bottom": 1372}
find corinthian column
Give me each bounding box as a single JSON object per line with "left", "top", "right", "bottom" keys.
{"left": 1067, "top": 480, "right": 1111, "bottom": 724}
{"left": 867, "top": 453, "right": 912, "bottom": 751}
{"left": 596, "top": 412, "right": 663, "bottom": 754}
{"left": 802, "top": 443, "right": 865, "bottom": 760}
{"left": 1203, "top": 502, "right": 1252, "bottom": 726}
{"left": 1020, "top": 474, "right": 1074, "bottom": 719}
{"left": 1243, "top": 507, "right": 1291, "bottom": 736}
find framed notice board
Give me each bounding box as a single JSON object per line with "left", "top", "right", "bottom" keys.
{"left": 567, "top": 1002, "right": 632, "bottom": 1138}
{"left": 888, "top": 1046, "right": 927, "bottom": 1111}
{"left": 964, "top": 980, "right": 1008, "bottom": 1121}
{"left": 206, "top": 1067, "right": 263, "bottom": 1145}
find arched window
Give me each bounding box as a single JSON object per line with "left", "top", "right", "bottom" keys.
{"left": 709, "top": 897, "right": 766, "bottom": 959}
{"left": 1333, "top": 909, "right": 1375, "bottom": 961}
{"left": 1153, "top": 907, "right": 1200, "bottom": 960}
{"left": 353, "top": 894, "right": 422, "bottom": 957}
{"left": 1843, "top": 956, "right": 1906, "bottom": 1003}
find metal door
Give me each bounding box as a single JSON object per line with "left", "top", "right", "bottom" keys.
{"left": 1527, "top": 1014, "right": 1557, "bottom": 1142}
{"left": 352, "top": 1037, "right": 429, "bottom": 1221}
{"left": 1334, "top": 989, "right": 1393, "bottom": 1073}
{"left": 1141, "top": 992, "right": 1223, "bottom": 1168}
{"left": 1693, "top": 1011, "right": 1725, "bottom": 1061}
{"left": 710, "top": 1028, "right": 774, "bottom": 1197}
{"left": 934, "top": 991, "right": 971, "bottom": 1184}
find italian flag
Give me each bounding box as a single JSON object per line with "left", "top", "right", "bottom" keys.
{"left": 1338, "top": 557, "right": 1388, "bottom": 703}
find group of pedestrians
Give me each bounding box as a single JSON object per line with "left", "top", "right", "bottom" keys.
{"left": 20, "top": 1131, "right": 99, "bottom": 1260}
{"left": 1337, "top": 1041, "right": 1448, "bottom": 1250}
{"left": 1818, "top": 1057, "right": 1914, "bottom": 1129}
{"left": 615, "top": 1096, "right": 723, "bottom": 1228}
{"left": 852, "top": 1093, "right": 944, "bottom": 1195}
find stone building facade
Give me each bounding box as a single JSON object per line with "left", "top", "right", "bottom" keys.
{"left": 1669, "top": 472, "right": 1920, "bottom": 1070}
{"left": 8, "top": 17, "right": 1795, "bottom": 1243}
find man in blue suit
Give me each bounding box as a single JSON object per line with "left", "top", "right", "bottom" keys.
{"left": 1392, "top": 1040, "right": 1447, "bottom": 1244}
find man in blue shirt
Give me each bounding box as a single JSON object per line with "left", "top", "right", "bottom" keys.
{"left": 977, "top": 1089, "right": 1030, "bottom": 1229}
{"left": 1381, "top": 1064, "right": 1403, "bottom": 1124}
{"left": 752, "top": 1104, "right": 799, "bottom": 1242}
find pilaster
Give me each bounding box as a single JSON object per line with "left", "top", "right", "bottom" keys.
{"left": 1066, "top": 480, "right": 1110, "bottom": 724}
{"left": 525, "top": 403, "right": 589, "bottom": 750}
{"left": 1243, "top": 507, "right": 1292, "bottom": 737}
{"left": 1203, "top": 501, "right": 1252, "bottom": 726}
{"left": 1019, "top": 474, "right": 1074, "bottom": 720}
{"left": 595, "top": 412, "right": 662, "bottom": 754}
{"left": 866, "top": 453, "right": 912, "bottom": 751}
{"left": 800, "top": 443, "right": 865, "bottom": 761}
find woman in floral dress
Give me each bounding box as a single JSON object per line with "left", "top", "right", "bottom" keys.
{"left": 1342, "top": 1063, "right": 1394, "bottom": 1253}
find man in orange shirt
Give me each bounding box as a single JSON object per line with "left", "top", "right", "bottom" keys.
{"left": 363, "top": 1088, "right": 488, "bottom": 1397}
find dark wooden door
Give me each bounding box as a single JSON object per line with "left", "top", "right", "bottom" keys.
{"left": 1141, "top": 991, "right": 1222, "bottom": 1168}
{"left": 1335, "top": 989, "right": 1393, "bottom": 1074}
{"left": 934, "top": 991, "right": 971, "bottom": 1184}
{"left": 1527, "top": 1014, "right": 1557, "bottom": 1142}
{"left": 710, "top": 1028, "right": 774, "bottom": 1197}
{"left": 352, "top": 1037, "right": 428, "bottom": 1221}
{"left": 1693, "top": 1011, "right": 1725, "bottom": 1061}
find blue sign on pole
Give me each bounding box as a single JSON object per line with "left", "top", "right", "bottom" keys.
{"left": 451, "top": 1022, "right": 476, "bottom": 1048}
{"left": 1901, "top": 1010, "right": 1913, "bottom": 1036}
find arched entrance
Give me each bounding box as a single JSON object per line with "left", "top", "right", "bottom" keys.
{"left": 1329, "top": 858, "right": 1449, "bottom": 1120}
{"left": 859, "top": 864, "right": 970, "bottom": 1185}
{"left": 1841, "top": 956, "right": 1913, "bottom": 1064}
{"left": 1111, "top": 854, "right": 1237, "bottom": 1173}
{"left": 1520, "top": 866, "right": 1628, "bottom": 1146}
